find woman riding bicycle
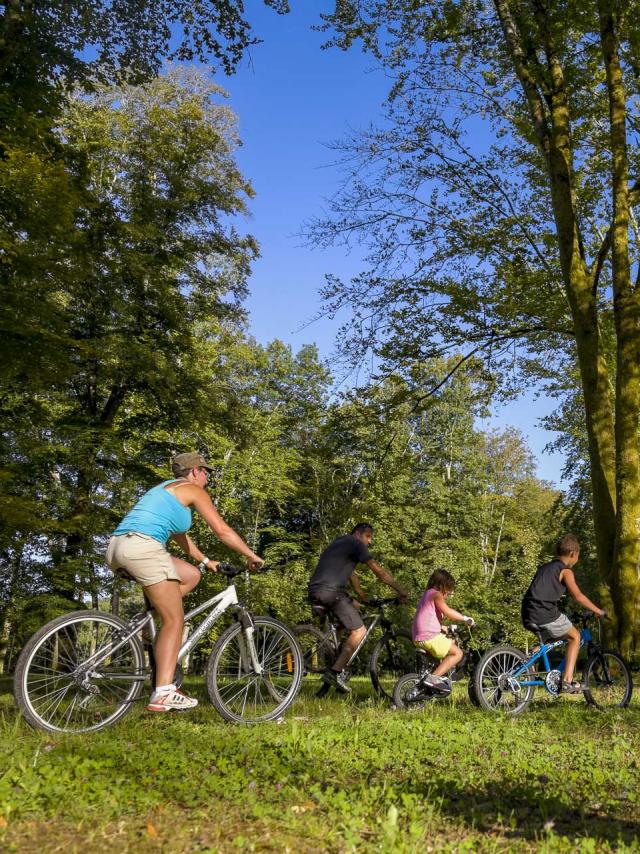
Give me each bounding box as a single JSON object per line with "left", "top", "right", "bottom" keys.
{"left": 106, "top": 452, "right": 263, "bottom": 713}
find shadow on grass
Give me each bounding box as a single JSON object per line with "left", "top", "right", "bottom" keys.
{"left": 407, "top": 774, "right": 639, "bottom": 847}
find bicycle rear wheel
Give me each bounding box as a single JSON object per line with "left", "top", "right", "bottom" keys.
{"left": 14, "top": 610, "right": 146, "bottom": 734}
{"left": 292, "top": 623, "right": 337, "bottom": 697}
{"left": 369, "top": 630, "right": 420, "bottom": 700}
{"left": 474, "top": 644, "right": 534, "bottom": 715}
{"left": 206, "top": 616, "right": 303, "bottom": 723}
{"left": 583, "top": 650, "right": 633, "bottom": 710}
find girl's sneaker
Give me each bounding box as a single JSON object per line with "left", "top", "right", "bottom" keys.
{"left": 147, "top": 688, "right": 198, "bottom": 712}
{"left": 423, "top": 673, "right": 451, "bottom": 693}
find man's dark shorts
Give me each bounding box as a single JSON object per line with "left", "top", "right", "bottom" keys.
{"left": 308, "top": 586, "right": 364, "bottom": 631}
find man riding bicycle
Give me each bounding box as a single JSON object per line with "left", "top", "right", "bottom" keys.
{"left": 308, "top": 523, "right": 408, "bottom": 693}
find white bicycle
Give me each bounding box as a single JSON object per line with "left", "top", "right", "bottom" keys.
{"left": 13, "top": 564, "right": 303, "bottom": 733}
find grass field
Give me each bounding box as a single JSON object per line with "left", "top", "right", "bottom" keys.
{"left": 1, "top": 674, "right": 639, "bottom": 853}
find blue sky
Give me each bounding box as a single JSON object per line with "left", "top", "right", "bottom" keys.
{"left": 219, "top": 3, "right": 566, "bottom": 486}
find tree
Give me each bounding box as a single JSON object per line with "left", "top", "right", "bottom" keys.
{"left": 0, "top": 67, "right": 258, "bottom": 654}
{"left": 313, "top": 0, "right": 640, "bottom": 653}
{"left": 0, "top": 0, "right": 289, "bottom": 412}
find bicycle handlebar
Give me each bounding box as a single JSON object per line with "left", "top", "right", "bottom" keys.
{"left": 217, "top": 562, "right": 268, "bottom": 579}
{"left": 446, "top": 622, "right": 475, "bottom": 636}
{"left": 365, "top": 596, "right": 401, "bottom": 608}
{"left": 579, "top": 611, "right": 608, "bottom": 624}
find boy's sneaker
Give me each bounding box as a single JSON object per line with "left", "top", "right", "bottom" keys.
{"left": 147, "top": 688, "right": 198, "bottom": 712}
{"left": 422, "top": 673, "right": 451, "bottom": 693}
{"left": 561, "top": 680, "right": 585, "bottom": 695}
{"left": 322, "top": 669, "right": 352, "bottom": 694}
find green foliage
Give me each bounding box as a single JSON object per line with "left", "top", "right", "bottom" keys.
{"left": 0, "top": 68, "right": 259, "bottom": 657}
{"left": 312, "top": 0, "right": 640, "bottom": 648}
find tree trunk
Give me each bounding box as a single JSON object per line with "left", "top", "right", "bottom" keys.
{"left": 0, "top": 545, "right": 24, "bottom": 674}
{"left": 599, "top": 0, "right": 640, "bottom": 654}
{"left": 494, "top": 0, "right": 618, "bottom": 601}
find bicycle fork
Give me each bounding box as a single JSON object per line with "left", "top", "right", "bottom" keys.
{"left": 235, "top": 609, "right": 263, "bottom": 677}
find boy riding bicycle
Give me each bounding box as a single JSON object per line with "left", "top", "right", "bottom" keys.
{"left": 521, "top": 534, "right": 605, "bottom": 694}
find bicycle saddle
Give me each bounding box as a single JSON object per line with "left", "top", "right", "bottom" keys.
{"left": 311, "top": 604, "right": 327, "bottom": 618}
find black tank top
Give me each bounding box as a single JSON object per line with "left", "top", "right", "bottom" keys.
{"left": 522, "top": 559, "right": 568, "bottom": 626}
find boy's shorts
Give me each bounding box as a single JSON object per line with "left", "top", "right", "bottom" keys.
{"left": 414, "top": 633, "right": 452, "bottom": 660}
{"left": 525, "top": 613, "right": 573, "bottom": 642}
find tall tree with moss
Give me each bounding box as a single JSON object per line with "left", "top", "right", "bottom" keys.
{"left": 313, "top": 0, "right": 640, "bottom": 652}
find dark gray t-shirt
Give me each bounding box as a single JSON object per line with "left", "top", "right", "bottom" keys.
{"left": 522, "top": 559, "right": 568, "bottom": 626}
{"left": 308, "top": 535, "right": 372, "bottom": 592}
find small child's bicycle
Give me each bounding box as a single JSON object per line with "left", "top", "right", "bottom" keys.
{"left": 473, "top": 613, "right": 633, "bottom": 715}
{"left": 392, "top": 624, "right": 481, "bottom": 710}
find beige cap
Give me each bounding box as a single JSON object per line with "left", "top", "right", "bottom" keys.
{"left": 171, "top": 452, "right": 214, "bottom": 472}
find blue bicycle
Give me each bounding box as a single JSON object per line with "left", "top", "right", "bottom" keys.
{"left": 474, "top": 613, "right": 633, "bottom": 715}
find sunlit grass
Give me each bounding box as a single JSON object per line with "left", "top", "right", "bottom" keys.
{"left": 1, "top": 675, "right": 639, "bottom": 852}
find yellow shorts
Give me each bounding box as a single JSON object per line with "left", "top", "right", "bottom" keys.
{"left": 106, "top": 533, "right": 180, "bottom": 587}
{"left": 414, "top": 633, "right": 452, "bottom": 660}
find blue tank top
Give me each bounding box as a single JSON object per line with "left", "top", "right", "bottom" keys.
{"left": 113, "top": 480, "right": 193, "bottom": 544}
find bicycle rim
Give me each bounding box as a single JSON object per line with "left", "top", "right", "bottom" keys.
{"left": 584, "top": 651, "right": 633, "bottom": 710}
{"left": 207, "top": 617, "right": 303, "bottom": 723}
{"left": 476, "top": 646, "right": 534, "bottom": 715}
{"left": 17, "top": 614, "right": 145, "bottom": 733}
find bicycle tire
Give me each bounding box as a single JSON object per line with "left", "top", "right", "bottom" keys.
{"left": 292, "top": 623, "right": 337, "bottom": 697}
{"left": 369, "top": 629, "right": 419, "bottom": 700}
{"left": 583, "top": 650, "right": 633, "bottom": 710}
{"left": 474, "top": 644, "right": 534, "bottom": 715}
{"left": 206, "top": 616, "right": 303, "bottom": 723}
{"left": 14, "top": 610, "right": 145, "bottom": 734}
{"left": 392, "top": 672, "right": 431, "bottom": 711}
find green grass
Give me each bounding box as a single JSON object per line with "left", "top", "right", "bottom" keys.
{"left": 1, "top": 675, "right": 639, "bottom": 853}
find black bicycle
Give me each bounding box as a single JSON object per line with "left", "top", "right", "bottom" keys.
{"left": 293, "top": 597, "right": 418, "bottom": 700}
{"left": 392, "top": 624, "right": 481, "bottom": 710}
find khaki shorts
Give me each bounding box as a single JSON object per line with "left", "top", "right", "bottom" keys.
{"left": 106, "top": 533, "right": 180, "bottom": 587}
{"left": 414, "top": 633, "right": 452, "bottom": 660}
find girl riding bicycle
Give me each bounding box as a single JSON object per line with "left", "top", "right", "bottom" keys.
{"left": 412, "top": 569, "right": 475, "bottom": 693}
{"left": 106, "top": 452, "right": 263, "bottom": 713}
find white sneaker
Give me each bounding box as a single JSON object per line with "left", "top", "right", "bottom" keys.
{"left": 423, "top": 674, "right": 451, "bottom": 693}
{"left": 147, "top": 688, "right": 198, "bottom": 712}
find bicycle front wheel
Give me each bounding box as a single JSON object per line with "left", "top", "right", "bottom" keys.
{"left": 369, "top": 630, "right": 420, "bottom": 700}
{"left": 474, "top": 644, "right": 534, "bottom": 715}
{"left": 14, "top": 610, "right": 146, "bottom": 734}
{"left": 206, "top": 616, "right": 303, "bottom": 723}
{"left": 583, "top": 650, "right": 633, "bottom": 710}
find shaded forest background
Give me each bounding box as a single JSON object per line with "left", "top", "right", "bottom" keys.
{"left": 0, "top": 1, "right": 608, "bottom": 672}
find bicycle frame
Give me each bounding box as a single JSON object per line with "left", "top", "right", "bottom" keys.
{"left": 76, "top": 582, "right": 262, "bottom": 681}
{"left": 343, "top": 613, "right": 383, "bottom": 668}
{"left": 512, "top": 626, "right": 593, "bottom": 690}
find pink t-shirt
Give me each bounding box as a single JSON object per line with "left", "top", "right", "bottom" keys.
{"left": 412, "top": 587, "right": 443, "bottom": 642}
